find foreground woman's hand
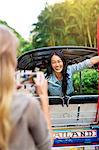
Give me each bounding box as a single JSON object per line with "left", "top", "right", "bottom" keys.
{"left": 34, "top": 71, "right": 48, "bottom": 98}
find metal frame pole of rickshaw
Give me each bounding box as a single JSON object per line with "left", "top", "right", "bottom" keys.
{"left": 96, "top": 17, "right": 99, "bottom": 123}
{"left": 79, "top": 71, "right": 82, "bottom": 94}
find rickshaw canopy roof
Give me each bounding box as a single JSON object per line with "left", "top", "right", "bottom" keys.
{"left": 17, "top": 46, "right": 97, "bottom": 70}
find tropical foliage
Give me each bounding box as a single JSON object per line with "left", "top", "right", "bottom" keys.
{"left": 0, "top": 20, "right": 33, "bottom": 56}
{"left": 31, "top": 0, "right": 99, "bottom": 48}
{"left": 73, "top": 69, "right": 98, "bottom": 94}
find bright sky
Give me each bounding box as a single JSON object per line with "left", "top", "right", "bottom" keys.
{"left": 0, "top": 0, "right": 63, "bottom": 40}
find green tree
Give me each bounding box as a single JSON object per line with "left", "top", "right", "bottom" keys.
{"left": 31, "top": 0, "right": 99, "bottom": 48}
{"left": 73, "top": 69, "right": 98, "bottom": 94}
{"left": 0, "top": 20, "right": 33, "bottom": 56}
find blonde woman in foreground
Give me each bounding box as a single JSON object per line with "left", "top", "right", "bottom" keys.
{"left": 0, "top": 25, "right": 52, "bottom": 150}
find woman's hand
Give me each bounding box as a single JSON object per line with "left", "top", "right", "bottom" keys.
{"left": 34, "top": 71, "right": 48, "bottom": 98}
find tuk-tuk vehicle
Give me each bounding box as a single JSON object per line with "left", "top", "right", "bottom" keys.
{"left": 17, "top": 46, "right": 99, "bottom": 150}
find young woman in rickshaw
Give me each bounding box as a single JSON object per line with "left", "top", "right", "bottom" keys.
{"left": 46, "top": 51, "right": 99, "bottom": 97}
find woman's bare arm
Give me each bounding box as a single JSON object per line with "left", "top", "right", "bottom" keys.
{"left": 34, "top": 72, "right": 53, "bottom": 143}
{"left": 90, "top": 56, "right": 99, "bottom": 65}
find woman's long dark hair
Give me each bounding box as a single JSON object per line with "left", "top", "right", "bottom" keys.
{"left": 46, "top": 50, "right": 69, "bottom": 96}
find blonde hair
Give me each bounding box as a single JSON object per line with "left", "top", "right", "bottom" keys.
{"left": 0, "top": 25, "right": 18, "bottom": 150}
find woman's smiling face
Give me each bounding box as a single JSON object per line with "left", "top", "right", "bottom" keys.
{"left": 51, "top": 54, "right": 63, "bottom": 73}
